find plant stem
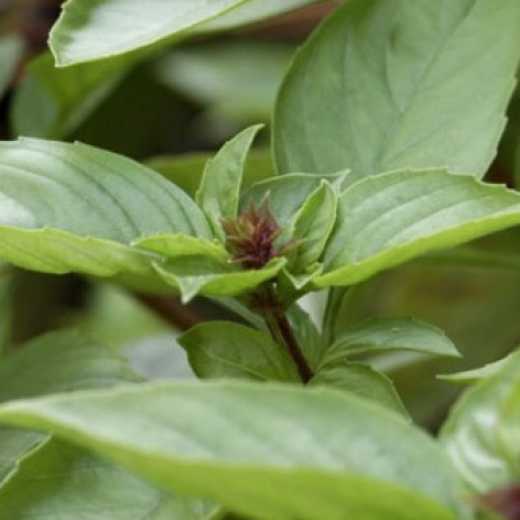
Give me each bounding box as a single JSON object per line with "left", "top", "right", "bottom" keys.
{"left": 137, "top": 294, "right": 203, "bottom": 331}
{"left": 259, "top": 286, "right": 314, "bottom": 384}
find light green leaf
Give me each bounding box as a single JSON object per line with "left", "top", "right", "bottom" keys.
{"left": 0, "top": 227, "right": 159, "bottom": 290}
{"left": 0, "top": 138, "right": 210, "bottom": 241}
{"left": 321, "top": 287, "right": 351, "bottom": 346}
{"left": 0, "top": 330, "right": 139, "bottom": 405}
{"left": 212, "top": 297, "right": 267, "bottom": 331}
{"left": 179, "top": 321, "right": 298, "bottom": 382}
{"left": 279, "top": 264, "right": 323, "bottom": 294}
{"left": 0, "top": 138, "right": 211, "bottom": 286}
{"left": 0, "top": 381, "right": 467, "bottom": 520}
{"left": 289, "top": 180, "right": 338, "bottom": 271}
{"left": 286, "top": 304, "right": 325, "bottom": 370}
{"left": 323, "top": 318, "right": 460, "bottom": 367}
{"left": 440, "top": 351, "right": 520, "bottom": 492}
{"left": 0, "top": 329, "right": 139, "bottom": 484}
{"left": 496, "top": 382, "right": 520, "bottom": 478}
{"left": 0, "top": 35, "right": 23, "bottom": 99}
{"left": 274, "top": 0, "right": 520, "bottom": 179}
{"left": 241, "top": 173, "right": 344, "bottom": 229}
{"left": 154, "top": 257, "right": 286, "bottom": 303}
{"left": 156, "top": 42, "right": 295, "bottom": 123}
{"left": 134, "top": 234, "right": 229, "bottom": 263}
{"left": 439, "top": 354, "right": 515, "bottom": 385}
{"left": 0, "top": 440, "right": 219, "bottom": 520}
{"left": 196, "top": 125, "right": 263, "bottom": 240}
{"left": 317, "top": 169, "right": 520, "bottom": 288}
{"left": 0, "top": 330, "right": 216, "bottom": 518}
{"left": 49, "top": 0, "right": 252, "bottom": 67}
{"left": 199, "top": 0, "right": 320, "bottom": 32}
{"left": 146, "top": 148, "right": 274, "bottom": 198}
{"left": 11, "top": 51, "right": 130, "bottom": 139}
{"left": 310, "top": 362, "right": 408, "bottom": 417}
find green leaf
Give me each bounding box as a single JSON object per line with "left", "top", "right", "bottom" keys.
{"left": 154, "top": 257, "right": 286, "bottom": 303}
{"left": 0, "top": 227, "right": 159, "bottom": 290}
{"left": 241, "top": 173, "right": 344, "bottom": 229}
{"left": 11, "top": 51, "right": 130, "bottom": 139}
{"left": 439, "top": 354, "right": 515, "bottom": 385}
{"left": 0, "top": 138, "right": 210, "bottom": 241}
{"left": 286, "top": 304, "right": 325, "bottom": 370}
{"left": 323, "top": 318, "right": 460, "bottom": 367}
{"left": 440, "top": 351, "right": 520, "bottom": 492}
{"left": 317, "top": 169, "right": 520, "bottom": 288}
{"left": 179, "top": 321, "right": 298, "bottom": 382}
{"left": 0, "top": 440, "right": 219, "bottom": 520}
{"left": 496, "top": 382, "right": 520, "bottom": 478}
{"left": 0, "top": 35, "right": 23, "bottom": 99}
{"left": 156, "top": 42, "right": 295, "bottom": 123}
{"left": 274, "top": 0, "right": 520, "bottom": 179}
{"left": 199, "top": 0, "right": 320, "bottom": 32}
{"left": 289, "top": 180, "right": 338, "bottom": 271}
{"left": 0, "top": 330, "right": 216, "bottom": 518}
{"left": 0, "top": 138, "right": 211, "bottom": 286}
{"left": 212, "top": 297, "right": 268, "bottom": 331}
{"left": 498, "top": 88, "right": 520, "bottom": 189}
{"left": 278, "top": 264, "right": 323, "bottom": 295}
{"left": 146, "top": 148, "right": 274, "bottom": 198}
{"left": 310, "top": 362, "right": 409, "bottom": 417}
{"left": 134, "top": 234, "right": 229, "bottom": 263}
{"left": 196, "top": 125, "right": 263, "bottom": 240}
{"left": 0, "top": 329, "right": 139, "bottom": 484}
{"left": 321, "top": 287, "right": 351, "bottom": 346}
{"left": 49, "top": 0, "right": 253, "bottom": 67}
{"left": 0, "top": 330, "right": 139, "bottom": 404}
{"left": 0, "top": 381, "right": 467, "bottom": 520}
{"left": 0, "top": 265, "right": 13, "bottom": 355}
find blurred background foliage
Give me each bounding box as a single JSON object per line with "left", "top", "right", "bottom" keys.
{"left": 1, "top": 0, "right": 520, "bottom": 429}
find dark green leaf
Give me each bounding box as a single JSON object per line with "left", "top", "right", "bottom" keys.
{"left": 179, "top": 321, "right": 298, "bottom": 382}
